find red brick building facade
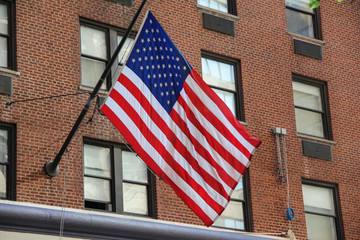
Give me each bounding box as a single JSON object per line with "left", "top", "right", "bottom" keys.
{"left": 0, "top": 0, "right": 359, "bottom": 239}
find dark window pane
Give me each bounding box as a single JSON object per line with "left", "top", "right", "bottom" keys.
{"left": 85, "top": 200, "right": 111, "bottom": 211}
{"left": 286, "top": 9, "right": 314, "bottom": 38}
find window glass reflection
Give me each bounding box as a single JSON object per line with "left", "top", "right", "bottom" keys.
{"left": 213, "top": 201, "right": 244, "bottom": 230}
{"left": 198, "top": 0, "right": 228, "bottom": 13}
{"left": 286, "top": 9, "right": 314, "bottom": 38}
{"left": 123, "top": 182, "right": 148, "bottom": 215}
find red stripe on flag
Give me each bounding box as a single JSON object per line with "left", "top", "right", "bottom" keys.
{"left": 108, "top": 80, "right": 225, "bottom": 213}
{"left": 118, "top": 74, "right": 230, "bottom": 199}
{"left": 101, "top": 103, "right": 214, "bottom": 226}
{"left": 176, "top": 94, "right": 248, "bottom": 176}
{"left": 183, "top": 79, "right": 252, "bottom": 160}
{"left": 190, "top": 70, "right": 262, "bottom": 150}
{"left": 169, "top": 106, "right": 238, "bottom": 189}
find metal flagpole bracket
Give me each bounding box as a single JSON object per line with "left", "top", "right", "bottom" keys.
{"left": 44, "top": 161, "right": 60, "bottom": 177}
{"left": 44, "top": 0, "right": 148, "bottom": 178}
{"left": 271, "top": 127, "right": 287, "bottom": 183}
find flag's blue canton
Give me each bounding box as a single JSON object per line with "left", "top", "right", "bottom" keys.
{"left": 126, "top": 12, "right": 192, "bottom": 114}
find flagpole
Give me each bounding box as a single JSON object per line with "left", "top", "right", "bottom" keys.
{"left": 44, "top": 0, "right": 148, "bottom": 177}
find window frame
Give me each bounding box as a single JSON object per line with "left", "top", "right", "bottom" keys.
{"left": 79, "top": 18, "right": 136, "bottom": 91}
{"left": 83, "top": 138, "right": 156, "bottom": 218}
{"left": 201, "top": 50, "right": 244, "bottom": 121}
{"left": 83, "top": 140, "right": 114, "bottom": 211}
{"left": 80, "top": 21, "right": 110, "bottom": 90}
{"left": 242, "top": 171, "right": 253, "bottom": 231}
{"left": 292, "top": 74, "right": 332, "bottom": 140}
{"left": 0, "top": 0, "right": 16, "bottom": 70}
{"left": 0, "top": 122, "right": 16, "bottom": 200}
{"left": 285, "top": 0, "right": 322, "bottom": 40}
{"left": 302, "top": 178, "right": 345, "bottom": 240}
{"left": 201, "top": 51, "right": 251, "bottom": 231}
{"left": 198, "top": 0, "right": 237, "bottom": 15}
{"left": 212, "top": 171, "right": 252, "bottom": 231}
{"left": 227, "top": 0, "right": 237, "bottom": 15}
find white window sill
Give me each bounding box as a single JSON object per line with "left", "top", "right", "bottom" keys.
{"left": 0, "top": 67, "right": 20, "bottom": 76}
{"left": 296, "top": 133, "right": 336, "bottom": 145}
{"left": 240, "top": 120, "right": 248, "bottom": 127}
{"left": 287, "top": 32, "right": 326, "bottom": 46}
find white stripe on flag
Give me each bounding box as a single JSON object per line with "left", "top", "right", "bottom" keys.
{"left": 181, "top": 75, "right": 250, "bottom": 168}
{"left": 105, "top": 96, "right": 219, "bottom": 221}
{"left": 185, "top": 74, "right": 257, "bottom": 155}
{"left": 112, "top": 80, "right": 229, "bottom": 207}
{"left": 121, "top": 66, "right": 233, "bottom": 194}
{"left": 172, "top": 100, "right": 242, "bottom": 182}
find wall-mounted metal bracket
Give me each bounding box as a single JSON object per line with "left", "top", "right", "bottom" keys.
{"left": 44, "top": 161, "right": 60, "bottom": 177}
{"left": 272, "top": 127, "right": 287, "bottom": 183}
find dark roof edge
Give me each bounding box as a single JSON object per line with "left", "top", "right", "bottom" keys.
{"left": 0, "top": 202, "right": 287, "bottom": 240}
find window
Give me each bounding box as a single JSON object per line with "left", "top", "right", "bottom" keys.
{"left": 0, "top": 0, "right": 15, "bottom": 69}
{"left": 198, "top": 0, "right": 237, "bottom": 15}
{"left": 201, "top": 53, "right": 250, "bottom": 230}
{"left": 292, "top": 74, "right": 331, "bottom": 139}
{"left": 0, "top": 122, "right": 16, "bottom": 200}
{"left": 302, "top": 179, "right": 344, "bottom": 240}
{"left": 201, "top": 51, "right": 244, "bottom": 121}
{"left": 83, "top": 139, "right": 155, "bottom": 217}
{"left": 213, "top": 177, "right": 252, "bottom": 230}
{"left": 286, "top": 0, "right": 321, "bottom": 39}
{"left": 80, "top": 20, "right": 134, "bottom": 90}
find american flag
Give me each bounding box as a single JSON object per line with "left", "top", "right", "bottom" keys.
{"left": 101, "top": 11, "right": 261, "bottom": 226}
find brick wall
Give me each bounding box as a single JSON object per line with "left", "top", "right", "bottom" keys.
{"left": 0, "top": 0, "right": 359, "bottom": 239}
